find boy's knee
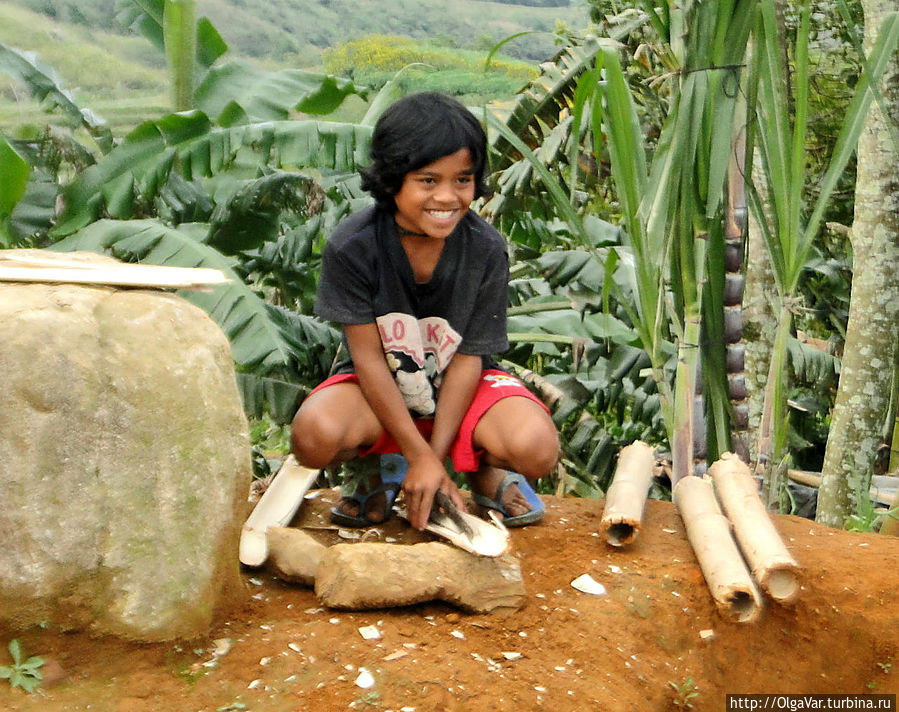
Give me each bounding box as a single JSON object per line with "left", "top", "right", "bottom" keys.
{"left": 290, "top": 409, "right": 337, "bottom": 469}
{"left": 508, "top": 419, "right": 560, "bottom": 478}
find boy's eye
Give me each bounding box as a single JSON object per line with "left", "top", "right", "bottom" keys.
{"left": 457, "top": 175, "right": 472, "bottom": 184}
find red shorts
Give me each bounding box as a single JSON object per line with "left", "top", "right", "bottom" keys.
{"left": 308, "top": 369, "right": 550, "bottom": 472}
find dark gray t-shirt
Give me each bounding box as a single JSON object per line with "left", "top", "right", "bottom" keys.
{"left": 315, "top": 206, "right": 509, "bottom": 416}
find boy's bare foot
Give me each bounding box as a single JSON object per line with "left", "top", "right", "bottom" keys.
{"left": 466, "top": 467, "right": 544, "bottom": 526}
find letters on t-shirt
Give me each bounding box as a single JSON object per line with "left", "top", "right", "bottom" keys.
{"left": 375, "top": 312, "right": 462, "bottom": 416}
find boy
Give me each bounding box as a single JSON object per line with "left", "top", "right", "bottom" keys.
{"left": 291, "top": 92, "right": 559, "bottom": 531}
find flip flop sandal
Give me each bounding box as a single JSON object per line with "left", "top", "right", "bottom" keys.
{"left": 472, "top": 471, "right": 545, "bottom": 527}
{"left": 330, "top": 454, "right": 408, "bottom": 528}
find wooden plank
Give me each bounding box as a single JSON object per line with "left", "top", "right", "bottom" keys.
{"left": 0, "top": 264, "right": 229, "bottom": 290}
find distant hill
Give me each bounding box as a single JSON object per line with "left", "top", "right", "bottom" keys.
{"left": 0, "top": 0, "right": 586, "bottom": 130}
{"left": 3, "top": 0, "right": 588, "bottom": 64}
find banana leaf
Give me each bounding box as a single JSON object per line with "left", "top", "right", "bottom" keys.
{"left": 0, "top": 42, "right": 113, "bottom": 153}
{"left": 194, "top": 62, "right": 368, "bottom": 126}
{"left": 50, "top": 219, "right": 294, "bottom": 371}
{"left": 53, "top": 116, "right": 373, "bottom": 236}
{"left": 114, "top": 0, "right": 227, "bottom": 69}
{"left": 0, "top": 132, "right": 30, "bottom": 245}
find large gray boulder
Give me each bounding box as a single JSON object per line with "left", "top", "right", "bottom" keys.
{"left": 0, "top": 255, "right": 251, "bottom": 641}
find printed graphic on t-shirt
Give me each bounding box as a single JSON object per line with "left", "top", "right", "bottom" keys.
{"left": 376, "top": 312, "right": 462, "bottom": 416}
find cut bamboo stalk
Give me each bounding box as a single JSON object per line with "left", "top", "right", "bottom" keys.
{"left": 710, "top": 453, "right": 800, "bottom": 603}
{"left": 600, "top": 441, "right": 655, "bottom": 546}
{"left": 788, "top": 468, "right": 896, "bottom": 507}
{"left": 673, "top": 476, "right": 762, "bottom": 623}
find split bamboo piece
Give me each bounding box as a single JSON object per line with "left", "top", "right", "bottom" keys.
{"left": 0, "top": 252, "right": 229, "bottom": 290}
{"left": 239, "top": 455, "right": 319, "bottom": 567}
{"left": 673, "top": 475, "right": 762, "bottom": 623}
{"left": 710, "top": 453, "right": 800, "bottom": 602}
{"left": 600, "top": 441, "right": 655, "bottom": 546}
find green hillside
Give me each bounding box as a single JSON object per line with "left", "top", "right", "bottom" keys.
{"left": 0, "top": 0, "right": 586, "bottom": 130}
{"left": 5, "top": 0, "right": 587, "bottom": 64}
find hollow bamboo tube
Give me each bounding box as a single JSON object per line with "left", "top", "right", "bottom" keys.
{"left": 600, "top": 441, "right": 655, "bottom": 546}
{"left": 709, "top": 453, "right": 800, "bottom": 602}
{"left": 673, "top": 476, "right": 762, "bottom": 623}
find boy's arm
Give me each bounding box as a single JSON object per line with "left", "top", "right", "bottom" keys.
{"left": 427, "top": 353, "right": 482, "bottom": 470}
{"left": 345, "top": 323, "right": 452, "bottom": 529}
{"left": 406, "top": 352, "right": 482, "bottom": 521}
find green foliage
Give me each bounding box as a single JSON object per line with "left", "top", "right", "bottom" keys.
{"left": 0, "top": 130, "right": 30, "bottom": 244}
{"left": 322, "top": 35, "right": 537, "bottom": 100}
{"left": 844, "top": 479, "right": 883, "bottom": 533}
{"left": 0, "top": 42, "right": 114, "bottom": 151}
{"left": 0, "top": 639, "right": 44, "bottom": 694}
{"left": 0, "top": 0, "right": 884, "bottom": 510}
{"left": 747, "top": 0, "right": 899, "bottom": 506}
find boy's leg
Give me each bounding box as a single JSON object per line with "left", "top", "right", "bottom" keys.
{"left": 291, "top": 381, "right": 381, "bottom": 469}
{"left": 467, "top": 392, "right": 559, "bottom": 521}
{"left": 291, "top": 381, "right": 395, "bottom": 523}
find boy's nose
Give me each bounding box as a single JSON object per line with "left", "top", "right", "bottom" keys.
{"left": 434, "top": 181, "right": 457, "bottom": 203}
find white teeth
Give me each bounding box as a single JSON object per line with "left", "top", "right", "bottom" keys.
{"left": 428, "top": 210, "right": 454, "bottom": 219}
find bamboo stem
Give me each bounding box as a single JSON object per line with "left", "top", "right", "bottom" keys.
{"left": 710, "top": 453, "right": 800, "bottom": 602}
{"left": 600, "top": 441, "right": 655, "bottom": 547}
{"left": 671, "top": 323, "right": 699, "bottom": 486}
{"left": 673, "top": 476, "right": 762, "bottom": 623}
{"left": 757, "top": 303, "right": 793, "bottom": 507}
{"left": 787, "top": 469, "right": 896, "bottom": 507}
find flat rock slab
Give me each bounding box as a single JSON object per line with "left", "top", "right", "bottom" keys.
{"left": 261, "top": 488, "right": 528, "bottom": 614}
{"left": 315, "top": 541, "right": 525, "bottom": 614}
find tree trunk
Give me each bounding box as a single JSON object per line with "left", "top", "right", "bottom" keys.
{"left": 817, "top": 0, "right": 899, "bottom": 527}
{"left": 743, "top": 20, "right": 785, "bottom": 467}
{"left": 742, "top": 160, "right": 779, "bottom": 465}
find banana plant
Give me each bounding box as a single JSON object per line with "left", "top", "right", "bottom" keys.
{"left": 1, "top": 10, "right": 372, "bottom": 424}
{"left": 114, "top": 0, "right": 364, "bottom": 120}
{"left": 745, "top": 0, "right": 899, "bottom": 506}
{"left": 0, "top": 43, "right": 114, "bottom": 152}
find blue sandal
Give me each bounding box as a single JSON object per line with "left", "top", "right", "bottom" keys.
{"left": 330, "top": 454, "right": 408, "bottom": 528}
{"left": 472, "top": 471, "right": 545, "bottom": 527}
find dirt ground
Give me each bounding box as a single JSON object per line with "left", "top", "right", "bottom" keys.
{"left": 1, "top": 490, "right": 898, "bottom": 712}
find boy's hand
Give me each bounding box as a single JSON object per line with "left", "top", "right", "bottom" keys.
{"left": 402, "top": 454, "right": 464, "bottom": 531}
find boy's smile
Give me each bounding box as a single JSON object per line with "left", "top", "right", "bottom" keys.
{"left": 393, "top": 148, "right": 476, "bottom": 240}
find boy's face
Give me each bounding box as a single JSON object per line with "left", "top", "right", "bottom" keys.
{"left": 393, "top": 148, "right": 476, "bottom": 239}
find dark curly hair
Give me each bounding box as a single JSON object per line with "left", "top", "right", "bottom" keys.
{"left": 360, "top": 92, "right": 492, "bottom": 212}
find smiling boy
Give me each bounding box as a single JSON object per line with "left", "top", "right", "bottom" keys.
{"left": 291, "top": 92, "right": 559, "bottom": 531}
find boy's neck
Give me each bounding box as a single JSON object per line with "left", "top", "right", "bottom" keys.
{"left": 394, "top": 221, "right": 429, "bottom": 239}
